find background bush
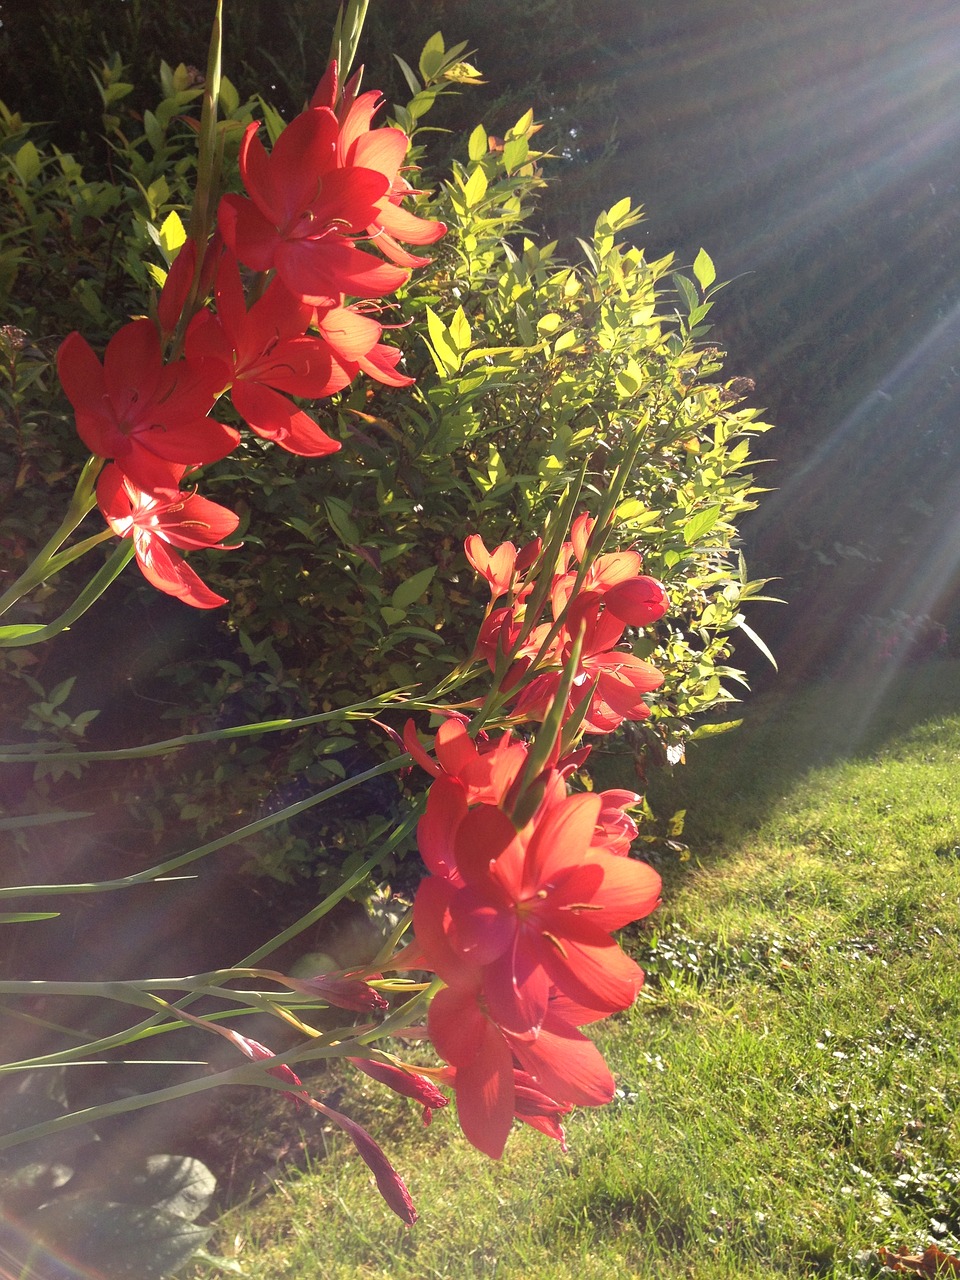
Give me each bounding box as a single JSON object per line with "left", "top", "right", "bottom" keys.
{"left": 1, "top": 26, "right": 771, "bottom": 889}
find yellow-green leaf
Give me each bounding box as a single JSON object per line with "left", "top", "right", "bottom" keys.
{"left": 693, "top": 247, "right": 716, "bottom": 290}
{"left": 159, "top": 211, "right": 186, "bottom": 256}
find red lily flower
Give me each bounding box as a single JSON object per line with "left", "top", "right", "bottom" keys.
{"left": 96, "top": 463, "right": 239, "bottom": 608}
{"left": 219, "top": 106, "right": 409, "bottom": 304}
{"left": 330, "top": 70, "right": 446, "bottom": 267}
{"left": 513, "top": 594, "right": 665, "bottom": 734}
{"left": 423, "top": 964, "right": 615, "bottom": 1159}
{"left": 403, "top": 719, "right": 531, "bottom": 807}
{"left": 414, "top": 782, "right": 660, "bottom": 1038}
{"left": 185, "top": 255, "right": 345, "bottom": 455}
{"left": 57, "top": 320, "right": 237, "bottom": 495}
{"left": 465, "top": 534, "right": 517, "bottom": 598}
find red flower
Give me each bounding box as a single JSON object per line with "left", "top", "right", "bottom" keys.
{"left": 96, "top": 463, "right": 239, "bottom": 608}
{"left": 465, "top": 535, "right": 517, "bottom": 599}
{"left": 403, "top": 719, "right": 531, "bottom": 807}
{"left": 423, "top": 963, "right": 615, "bottom": 1159}
{"left": 57, "top": 320, "right": 237, "bottom": 494}
{"left": 312, "top": 63, "right": 446, "bottom": 269}
{"left": 185, "top": 255, "right": 345, "bottom": 455}
{"left": 218, "top": 84, "right": 442, "bottom": 305}
{"left": 414, "top": 783, "right": 660, "bottom": 1038}
{"left": 513, "top": 595, "right": 665, "bottom": 734}
{"left": 309, "top": 299, "right": 415, "bottom": 388}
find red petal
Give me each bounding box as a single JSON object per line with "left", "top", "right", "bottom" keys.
{"left": 417, "top": 776, "right": 467, "bottom": 879}
{"left": 338, "top": 91, "right": 383, "bottom": 158}
{"left": 447, "top": 884, "right": 515, "bottom": 965}
{"left": 231, "top": 382, "right": 340, "bottom": 456}
{"left": 218, "top": 194, "right": 279, "bottom": 273}
{"left": 356, "top": 342, "right": 414, "bottom": 388}
{"left": 157, "top": 238, "right": 197, "bottom": 335}
{"left": 427, "top": 984, "right": 488, "bottom": 1067}
{"left": 103, "top": 320, "right": 162, "bottom": 419}
{"left": 276, "top": 238, "right": 408, "bottom": 302}
{"left": 268, "top": 108, "right": 339, "bottom": 225}
{"left": 57, "top": 331, "right": 104, "bottom": 413}
{"left": 413, "top": 876, "right": 465, "bottom": 984}
{"left": 453, "top": 803, "right": 522, "bottom": 886}
{"left": 539, "top": 932, "right": 645, "bottom": 1015}
{"left": 133, "top": 533, "right": 227, "bottom": 609}
{"left": 524, "top": 792, "right": 601, "bottom": 888}
{"left": 581, "top": 851, "right": 661, "bottom": 930}
{"left": 511, "top": 1017, "right": 615, "bottom": 1108}
{"left": 451, "top": 1017, "right": 516, "bottom": 1159}
{"left": 317, "top": 305, "right": 382, "bottom": 360}
{"left": 374, "top": 198, "right": 447, "bottom": 246}
{"left": 350, "top": 127, "right": 408, "bottom": 179}
{"left": 481, "top": 940, "right": 551, "bottom": 1036}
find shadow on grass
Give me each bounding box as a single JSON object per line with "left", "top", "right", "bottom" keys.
{"left": 598, "top": 656, "right": 960, "bottom": 866}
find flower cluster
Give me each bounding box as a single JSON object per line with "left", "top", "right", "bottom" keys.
{"left": 469, "top": 512, "right": 670, "bottom": 732}
{"left": 390, "top": 522, "right": 671, "bottom": 1160}
{"left": 56, "top": 61, "right": 443, "bottom": 607}
{"left": 404, "top": 718, "right": 661, "bottom": 1159}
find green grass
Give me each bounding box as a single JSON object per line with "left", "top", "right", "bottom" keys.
{"left": 191, "top": 660, "right": 960, "bottom": 1279}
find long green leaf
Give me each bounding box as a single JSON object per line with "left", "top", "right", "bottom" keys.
{"left": 0, "top": 810, "right": 92, "bottom": 831}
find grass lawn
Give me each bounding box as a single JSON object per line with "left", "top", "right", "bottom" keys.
{"left": 191, "top": 660, "right": 960, "bottom": 1279}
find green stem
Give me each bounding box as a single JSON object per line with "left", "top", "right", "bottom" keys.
{"left": 0, "top": 541, "right": 136, "bottom": 648}
{"left": 0, "top": 694, "right": 421, "bottom": 763}
{"left": 0, "top": 1057, "right": 305, "bottom": 1153}
{"left": 0, "top": 755, "right": 408, "bottom": 899}
{"left": 0, "top": 455, "right": 103, "bottom": 617}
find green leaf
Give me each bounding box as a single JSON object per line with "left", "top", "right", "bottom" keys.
{"left": 0, "top": 623, "right": 45, "bottom": 641}
{"left": 736, "top": 616, "right": 778, "bottom": 669}
{"left": 606, "top": 196, "right": 634, "bottom": 228}
{"left": 219, "top": 73, "right": 240, "bottom": 115}
{"left": 693, "top": 247, "right": 716, "bottom": 290}
{"left": 425, "top": 306, "right": 460, "bottom": 374}
{"left": 393, "top": 54, "right": 421, "bottom": 97}
{"left": 673, "top": 272, "right": 699, "bottom": 314}
{"left": 448, "top": 305, "right": 471, "bottom": 353}
{"left": 98, "top": 1154, "right": 216, "bottom": 1222}
{"left": 467, "top": 123, "right": 488, "bottom": 162}
{"left": 683, "top": 503, "right": 723, "bottom": 545}
{"left": 462, "top": 164, "right": 488, "bottom": 207}
{"left": 391, "top": 565, "right": 437, "bottom": 609}
{"left": 0, "top": 810, "right": 92, "bottom": 831}
{"left": 30, "top": 1197, "right": 211, "bottom": 1280}
{"left": 47, "top": 676, "right": 76, "bottom": 709}
{"left": 323, "top": 497, "right": 360, "bottom": 547}
{"left": 14, "top": 141, "right": 40, "bottom": 183}
{"left": 689, "top": 719, "right": 743, "bottom": 741}
{"left": 502, "top": 135, "right": 529, "bottom": 173}
{"left": 419, "top": 31, "right": 447, "bottom": 83}
{"left": 0, "top": 912, "right": 60, "bottom": 923}
{"left": 159, "top": 211, "right": 186, "bottom": 256}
